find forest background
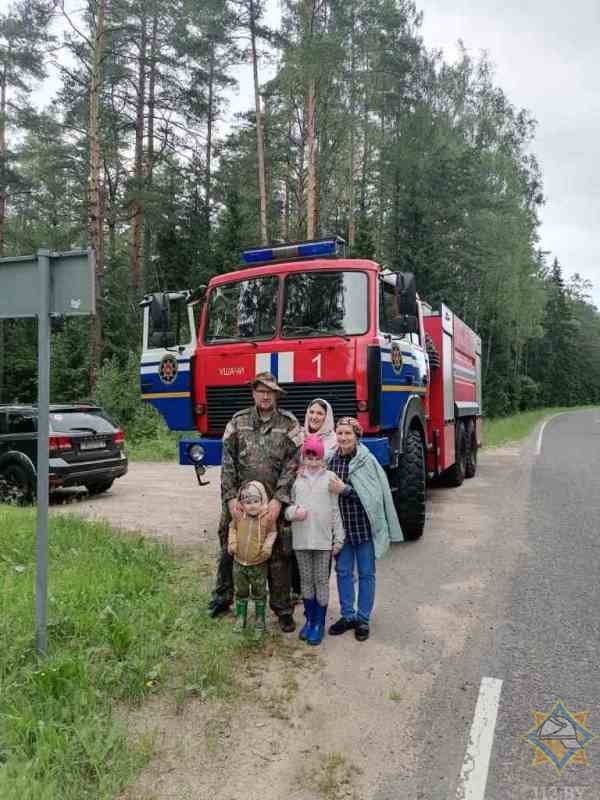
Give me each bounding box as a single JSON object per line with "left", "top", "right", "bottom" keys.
{"left": 1, "top": 0, "right": 599, "bottom": 444}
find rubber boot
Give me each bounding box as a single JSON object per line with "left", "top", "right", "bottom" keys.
{"left": 299, "top": 598, "right": 316, "bottom": 641}
{"left": 233, "top": 598, "right": 248, "bottom": 633}
{"left": 254, "top": 599, "right": 267, "bottom": 639}
{"left": 306, "top": 603, "right": 327, "bottom": 646}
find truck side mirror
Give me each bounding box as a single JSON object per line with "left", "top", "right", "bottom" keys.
{"left": 395, "top": 272, "right": 417, "bottom": 317}
{"left": 388, "top": 314, "right": 419, "bottom": 336}
{"left": 149, "top": 293, "right": 170, "bottom": 331}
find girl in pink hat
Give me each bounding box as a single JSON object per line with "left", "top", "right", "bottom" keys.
{"left": 285, "top": 434, "right": 345, "bottom": 645}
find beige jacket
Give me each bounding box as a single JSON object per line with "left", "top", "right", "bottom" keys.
{"left": 229, "top": 509, "right": 277, "bottom": 566}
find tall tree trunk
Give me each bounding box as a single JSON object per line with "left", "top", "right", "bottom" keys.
{"left": 142, "top": 6, "right": 158, "bottom": 291}
{"left": 205, "top": 38, "right": 215, "bottom": 232}
{"left": 130, "top": 9, "right": 147, "bottom": 293}
{"left": 249, "top": 0, "right": 268, "bottom": 245}
{"left": 347, "top": 13, "right": 357, "bottom": 248}
{"left": 88, "top": 0, "right": 107, "bottom": 390}
{"left": 0, "top": 65, "right": 7, "bottom": 402}
{"left": 282, "top": 109, "right": 293, "bottom": 241}
{"left": 306, "top": 77, "right": 316, "bottom": 239}
{"left": 0, "top": 65, "right": 7, "bottom": 258}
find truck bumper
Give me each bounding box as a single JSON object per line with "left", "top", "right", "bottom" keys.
{"left": 179, "top": 438, "right": 223, "bottom": 466}
{"left": 178, "top": 436, "right": 391, "bottom": 467}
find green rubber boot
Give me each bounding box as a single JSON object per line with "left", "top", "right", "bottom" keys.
{"left": 233, "top": 598, "right": 248, "bottom": 633}
{"left": 254, "top": 599, "right": 267, "bottom": 639}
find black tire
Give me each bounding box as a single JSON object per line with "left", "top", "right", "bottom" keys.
{"left": 465, "top": 420, "right": 477, "bottom": 479}
{"left": 446, "top": 421, "right": 467, "bottom": 487}
{"left": 393, "top": 429, "right": 426, "bottom": 541}
{"left": 0, "top": 462, "right": 35, "bottom": 505}
{"left": 85, "top": 479, "right": 114, "bottom": 496}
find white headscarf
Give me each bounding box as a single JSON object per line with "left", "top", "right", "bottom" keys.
{"left": 239, "top": 480, "right": 269, "bottom": 507}
{"left": 303, "top": 398, "right": 337, "bottom": 459}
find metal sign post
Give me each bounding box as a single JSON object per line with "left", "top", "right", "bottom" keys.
{"left": 36, "top": 251, "right": 51, "bottom": 654}
{"left": 0, "top": 248, "right": 94, "bottom": 655}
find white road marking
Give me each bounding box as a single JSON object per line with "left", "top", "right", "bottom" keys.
{"left": 536, "top": 412, "right": 567, "bottom": 455}
{"left": 455, "top": 677, "right": 503, "bottom": 800}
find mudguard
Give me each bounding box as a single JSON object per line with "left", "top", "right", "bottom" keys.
{"left": 389, "top": 395, "right": 427, "bottom": 467}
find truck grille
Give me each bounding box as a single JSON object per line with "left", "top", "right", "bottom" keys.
{"left": 206, "top": 381, "right": 357, "bottom": 432}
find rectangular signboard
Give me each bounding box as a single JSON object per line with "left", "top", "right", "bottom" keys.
{"left": 0, "top": 249, "right": 95, "bottom": 319}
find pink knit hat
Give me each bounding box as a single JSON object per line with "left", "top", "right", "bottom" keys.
{"left": 302, "top": 434, "right": 325, "bottom": 460}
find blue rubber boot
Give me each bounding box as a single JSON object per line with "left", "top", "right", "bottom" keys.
{"left": 299, "top": 598, "right": 315, "bottom": 641}
{"left": 306, "top": 603, "right": 327, "bottom": 646}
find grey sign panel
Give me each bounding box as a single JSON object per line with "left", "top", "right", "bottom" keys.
{"left": 0, "top": 249, "right": 95, "bottom": 319}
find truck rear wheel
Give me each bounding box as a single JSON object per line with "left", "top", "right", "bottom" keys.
{"left": 394, "top": 429, "right": 426, "bottom": 541}
{"left": 446, "top": 421, "right": 467, "bottom": 486}
{"left": 465, "top": 420, "right": 477, "bottom": 478}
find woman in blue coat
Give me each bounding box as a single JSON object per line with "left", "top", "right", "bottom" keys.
{"left": 328, "top": 417, "right": 403, "bottom": 641}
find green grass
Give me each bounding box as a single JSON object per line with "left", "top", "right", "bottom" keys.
{"left": 126, "top": 428, "right": 180, "bottom": 461}
{"left": 483, "top": 405, "right": 598, "bottom": 448}
{"left": 125, "top": 427, "right": 199, "bottom": 462}
{"left": 0, "top": 507, "right": 241, "bottom": 800}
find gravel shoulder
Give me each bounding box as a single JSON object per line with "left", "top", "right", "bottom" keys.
{"left": 51, "top": 463, "right": 223, "bottom": 548}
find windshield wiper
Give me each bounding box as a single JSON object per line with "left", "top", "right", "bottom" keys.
{"left": 284, "top": 326, "right": 350, "bottom": 341}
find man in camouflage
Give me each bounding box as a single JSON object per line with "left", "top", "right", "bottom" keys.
{"left": 207, "top": 371, "right": 302, "bottom": 632}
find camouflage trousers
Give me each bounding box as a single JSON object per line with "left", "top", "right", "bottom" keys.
{"left": 212, "top": 505, "right": 293, "bottom": 615}
{"left": 233, "top": 562, "right": 267, "bottom": 601}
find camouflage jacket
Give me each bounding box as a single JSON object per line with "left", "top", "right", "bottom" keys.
{"left": 221, "top": 406, "right": 302, "bottom": 505}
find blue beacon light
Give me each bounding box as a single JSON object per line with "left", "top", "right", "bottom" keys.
{"left": 240, "top": 238, "right": 342, "bottom": 265}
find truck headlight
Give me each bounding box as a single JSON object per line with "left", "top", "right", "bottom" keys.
{"left": 188, "top": 444, "right": 205, "bottom": 463}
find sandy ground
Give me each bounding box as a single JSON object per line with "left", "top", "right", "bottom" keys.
{"left": 50, "top": 447, "right": 531, "bottom": 800}
{"left": 51, "top": 463, "right": 223, "bottom": 548}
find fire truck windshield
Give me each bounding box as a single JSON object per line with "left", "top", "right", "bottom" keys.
{"left": 204, "top": 275, "right": 278, "bottom": 343}
{"left": 282, "top": 271, "right": 368, "bottom": 338}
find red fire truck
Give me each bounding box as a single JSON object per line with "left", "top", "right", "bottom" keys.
{"left": 139, "top": 238, "right": 482, "bottom": 540}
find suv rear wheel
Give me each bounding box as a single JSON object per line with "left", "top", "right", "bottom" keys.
{"left": 85, "top": 479, "right": 114, "bottom": 496}
{"left": 0, "top": 462, "right": 35, "bottom": 505}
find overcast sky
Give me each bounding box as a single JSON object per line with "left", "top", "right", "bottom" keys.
{"left": 229, "top": 0, "right": 600, "bottom": 306}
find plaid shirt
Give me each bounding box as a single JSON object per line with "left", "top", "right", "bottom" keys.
{"left": 329, "top": 449, "right": 372, "bottom": 545}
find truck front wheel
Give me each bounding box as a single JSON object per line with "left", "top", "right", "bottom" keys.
{"left": 393, "top": 429, "right": 426, "bottom": 541}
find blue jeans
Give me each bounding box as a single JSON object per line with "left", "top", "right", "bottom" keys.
{"left": 334, "top": 540, "right": 376, "bottom": 623}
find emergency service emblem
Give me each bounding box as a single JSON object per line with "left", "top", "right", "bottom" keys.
{"left": 522, "top": 698, "right": 597, "bottom": 775}
{"left": 391, "top": 343, "right": 403, "bottom": 375}
{"left": 158, "top": 354, "right": 178, "bottom": 385}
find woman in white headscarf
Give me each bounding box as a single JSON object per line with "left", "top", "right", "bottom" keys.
{"left": 302, "top": 398, "right": 337, "bottom": 461}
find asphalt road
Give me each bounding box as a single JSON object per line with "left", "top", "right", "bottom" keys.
{"left": 381, "top": 409, "right": 600, "bottom": 800}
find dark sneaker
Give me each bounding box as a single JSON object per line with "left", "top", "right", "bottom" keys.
{"left": 278, "top": 613, "right": 296, "bottom": 633}
{"left": 328, "top": 617, "right": 357, "bottom": 636}
{"left": 207, "top": 600, "right": 231, "bottom": 619}
{"left": 355, "top": 622, "right": 370, "bottom": 641}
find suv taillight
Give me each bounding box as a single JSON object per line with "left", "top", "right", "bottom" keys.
{"left": 113, "top": 431, "right": 125, "bottom": 446}
{"left": 49, "top": 435, "right": 72, "bottom": 452}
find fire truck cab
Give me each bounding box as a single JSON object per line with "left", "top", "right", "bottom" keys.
{"left": 140, "top": 238, "right": 482, "bottom": 540}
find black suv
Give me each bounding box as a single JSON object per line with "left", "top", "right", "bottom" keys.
{"left": 0, "top": 404, "right": 128, "bottom": 502}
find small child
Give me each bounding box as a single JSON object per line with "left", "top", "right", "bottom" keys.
{"left": 285, "top": 435, "right": 344, "bottom": 645}
{"left": 227, "top": 480, "right": 277, "bottom": 636}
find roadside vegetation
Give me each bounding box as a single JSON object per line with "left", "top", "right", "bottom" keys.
{"left": 0, "top": 507, "right": 241, "bottom": 800}
{"left": 483, "top": 406, "right": 598, "bottom": 448}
